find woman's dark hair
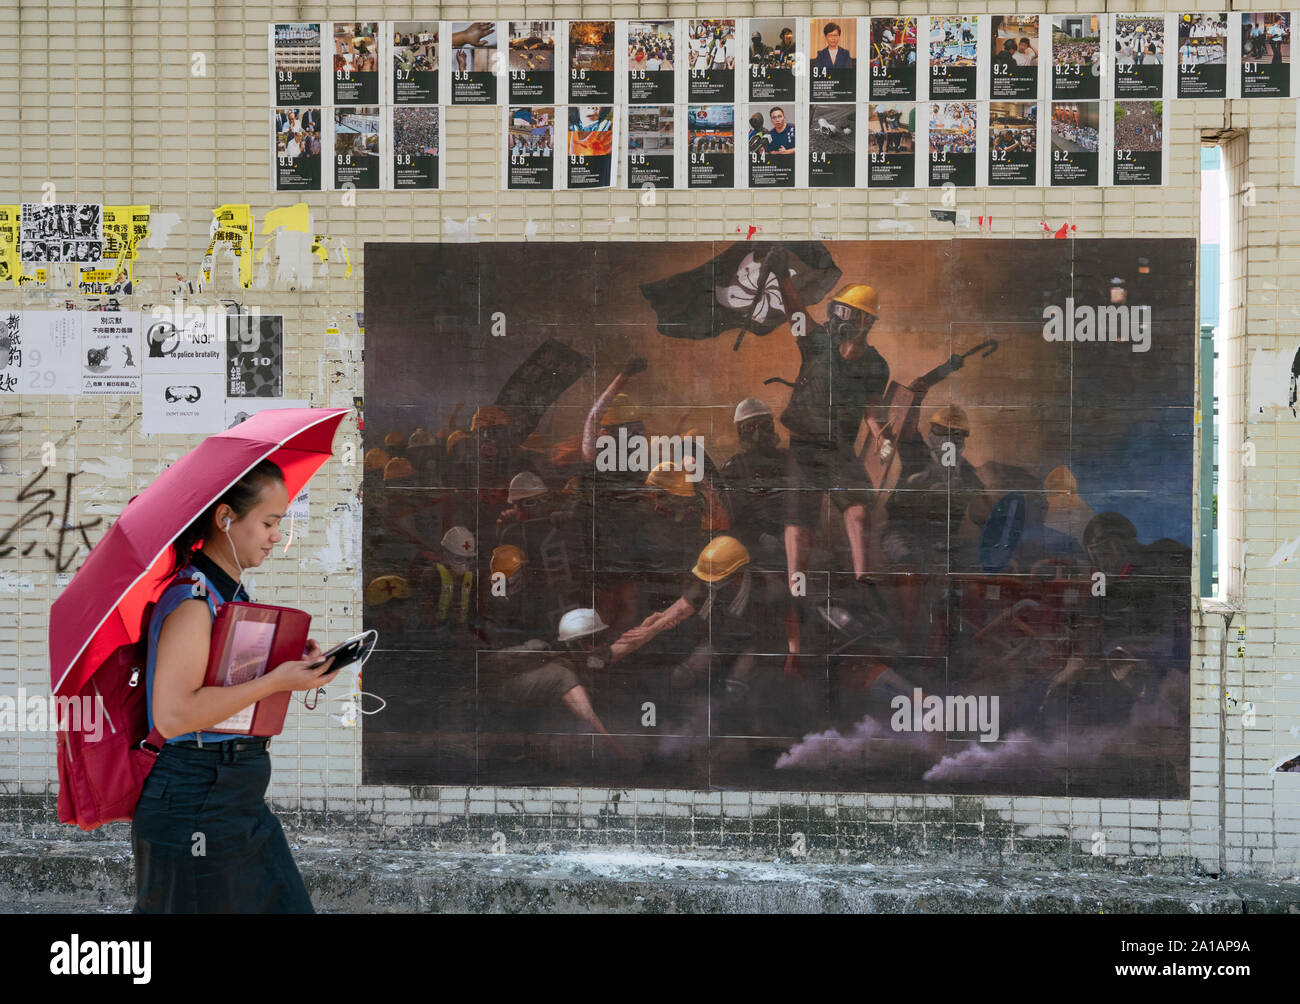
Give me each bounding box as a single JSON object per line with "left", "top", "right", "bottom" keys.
{"left": 164, "top": 460, "right": 285, "bottom": 579}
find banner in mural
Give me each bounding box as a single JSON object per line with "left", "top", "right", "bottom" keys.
{"left": 363, "top": 239, "right": 1194, "bottom": 797}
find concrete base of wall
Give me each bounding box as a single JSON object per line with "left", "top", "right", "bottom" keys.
{"left": 3, "top": 837, "right": 1298, "bottom": 913}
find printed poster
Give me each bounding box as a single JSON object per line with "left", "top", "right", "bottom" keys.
{"left": 272, "top": 23, "right": 322, "bottom": 104}
{"left": 20, "top": 204, "right": 102, "bottom": 264}
{"left": 392, "top": 106, "right": 441, "bottom": 190}
{"left": 506, "top": 106, "right": 555, "bottom": 189}
{"left": 14, "top": 311, "right": 81, "bottom": 395}
{"left": 626, "top": 105, "right": 675, "bottom": 190}
{"left": 226, "top": 314, "right": 284, "bottom": 398}
{"left": 82, "top": 310, "right": 142, "bottom": 395}
{"left": 627, "top": 20, "right": 678, "bottom": 104}
{"left": 508, "top": 20, "right": 556, "bottom": 103}
{"left": 748, "top": 18, "right": 798, "bottom": 102}
{"left": 392, "top": 22, "right": 438, "bottom": 104}
{"left": 333, "top": 21, "right": 380, "bottom": 105}
{"left": 687, "top": 19, "right": 738, "bottom": 102}
{"left": 930, "top": 15, "right": 980, "bottom": 99}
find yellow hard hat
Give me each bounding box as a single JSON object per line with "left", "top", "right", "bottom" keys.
{"left": 829, "top": 283, "right": 880, "bottom": 318}
{"left": 600, "top": 393, "right": 638, "bottom": 427}
{"left": 645, "top": 461, "right": 697, "bottom": 498}
{"left": 364, "top": 447, "right": 391, "bottom": 471}
{"left": 563, "top": 475, "right": 582, "bottom": 496}
{"left": 692, "top": 535, "right": 751, "bottom": 583}
{"left": 366, "top": 574, "right": 411, "bottom": 606}
{"left": 490, "top": 545, "right": 527, "bottom": 577}
{"left": 470, "top": 404, "right": 510, "bottom": 431}
{"left": 445, "top": 429, "right": 470, "bottom": 454}
{"left": 384, "top": 430, "right": 407, "bottom": 450}
{"left": 383, "top": 457, "right": 415, "bottom": 482}
{"left": 928, "top": 405, "right": 970, "bottom": 435}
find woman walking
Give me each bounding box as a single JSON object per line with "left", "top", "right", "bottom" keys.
{"left": 133, "top": 459, "right": 338, "bottom": 913}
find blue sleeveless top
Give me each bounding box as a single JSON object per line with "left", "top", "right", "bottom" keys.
{"left": 145, "top": 553, "right": 256, "bottom": 744}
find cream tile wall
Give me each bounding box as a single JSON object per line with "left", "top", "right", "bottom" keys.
{"left": 1, "top": 0, "right": 1297, "bottom": 875}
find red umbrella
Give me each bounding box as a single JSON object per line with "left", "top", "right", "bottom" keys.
{"left": 50, "top": 407, "right": 350, "bottom": 697}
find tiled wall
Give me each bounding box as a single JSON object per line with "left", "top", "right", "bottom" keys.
{"left": 1, "top": 1, "right": 1296, "bottom": 875}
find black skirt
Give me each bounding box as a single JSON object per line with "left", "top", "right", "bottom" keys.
{"left": 131, "top": 744, "right": 314, "bottom": 914}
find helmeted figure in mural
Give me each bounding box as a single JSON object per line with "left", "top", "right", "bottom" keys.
{"left": 581, "top": 359, "right": 656, "bottom": 635}
{"left": 480, "top": 544, "right": 542, "bottom": 648}
{"left": 609, "top": 535, "right": 803, "bottom": 707}
{"left": 485, "top": 607, "right": 627, "bottom": 752}
{"left": 762, "top": 247, "right": 891, "bottom": 591}
{"left": 878, "top": 404, "right": 985, "bottom": 648}
{"left": 424, "top": 525, "right": 479, "bottom": 637}
{"left": 719, "top": 397, "right": 791, "bottom": 569}
{"left": 495, "top": 471, "right": 581, "bottom": 627}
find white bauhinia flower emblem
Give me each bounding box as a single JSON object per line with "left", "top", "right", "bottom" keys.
{"left": 714, "top": 252, "right": 797, "bottom": 325}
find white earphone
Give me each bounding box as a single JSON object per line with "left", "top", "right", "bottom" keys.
{"left": 221, "top": 514, "right": 241, "bottom": 576}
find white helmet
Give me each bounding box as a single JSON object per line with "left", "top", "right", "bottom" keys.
{"left": 441, "top": 526, "right": 477, "bottom": 558}
{"left": 557, "top": 607, "right": 608, "bottom": 642}
{"left": 507, "top": 471, "right": 548, "bottom": 504}
{"left": 733, "top": 397, "right": 772, "bottom": 424}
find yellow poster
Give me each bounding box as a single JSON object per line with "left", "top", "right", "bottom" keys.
{"left": 77, "top": 266, "right": 131, "bottom": 295}
{"left": 101, "top": 204, "right": 150, "bottom": 273}
{"left": 203, "top": 203, "right": 255, "bottom": 287}
{"left": 0, "top": 205, "right": 31, "bottom": 286}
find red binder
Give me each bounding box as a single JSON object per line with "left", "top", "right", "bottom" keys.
{"left": 202, "top": 601, "right": 311, "bottom": 736}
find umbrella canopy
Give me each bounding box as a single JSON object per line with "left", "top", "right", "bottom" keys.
{"left": 50, "top": 407, "right": 350, "bottom": 696}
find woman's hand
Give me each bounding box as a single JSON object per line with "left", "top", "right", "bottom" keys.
{"left": 268, "top": 654, "right": 338, "bottom": 693}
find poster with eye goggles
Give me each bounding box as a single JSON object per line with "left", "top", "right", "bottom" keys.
{"left": 364, "top": 237, "right": 1195, "bottom": 798}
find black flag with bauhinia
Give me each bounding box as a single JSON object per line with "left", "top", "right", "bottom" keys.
{"left": 640, "top": 241, "right": 842, "bottom": 341}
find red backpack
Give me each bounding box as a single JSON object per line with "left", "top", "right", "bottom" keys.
{"left": 56, "top": 576, "right": 207, "bottom": 830}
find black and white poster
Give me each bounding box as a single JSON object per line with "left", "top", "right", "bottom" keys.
{"left": 809, "top": 104, "right": 856, "bottom": 187}
{"left": 1050, "top": 101, "right": 1100, "bottom": 186}
{"left": 747, "top": 104, "right": 796, "bottom": 188}
{"left": 990, "top": 14, "right": 1040, "bottom": 99}
{"left": 1176, "top": 12, "right": 1227, "bottom": 98}
{"left": 451, "top": 21, "right": 500, "bottom": 104}
{"left": 19, "top": 204, "right": 102, "bottom": 264}
{"left": 333, "top": 107, "right": 381, "bottom": 190}
{"left": 749, "top": 18, "right": 799, "bottom": 102}
{"left": 867, "top": 102, "right": 916, "bottom": 186}
{"left": 332, "top": 21, "right": 380, "bottom": 105}
{"left": 627, "top": 106, "right": 675, "bottom": 190}
{"left": 988, "top": 102, "right": 1038, "bottom": 186}
{"left": 568, "top": 106, "right": 616, "bottom": 189}
{"left": 687, "top": 19, "right": 738, "bottom": 102}
{"left": 569, "top": 20, "right": 616, "bottom": 103}
{"left": 628, "top": 20, "right": 678, "bottom": 104}
{"left": 1113, "top": 100, "right": 1163, "bottom": 186}
{"left": 273, "top": 107, "right": 322, "bottom": 190}
{"left": 226, "top": 314, "right": 284, "bottom": 398}
{"left": 508, "top": 21, "right": 556, "bottom": 104}
{"left": 1114, "top": 14, "right": 1167, "bottom": 98}
{"left": 687, "top": 104, "right": 735, "bottom": 188}
{"left": 869, "top": 17, "right": 917, "bottom": 100}
{"left": 392, "top": 106, "right": 440, "bottom": 190}
{"left": 930, "top": 15, "right": 980, "bottom": 99}
{"left": 1052, "top": 15, "right": 1101, "bottom": 100}
{"left": 391, "top": 22, "right": 439, "bottom": 105}
{"left": 1240, "top": 12, "right": 1290, "bottom": 98}
{"left": 82, "top": 310, "right": 141, "bottom": 396}
{"left": 271, "top": 23, "right": 322, "bottom": 105}
{"left": 506, "top": 107, "right": 555, "bottom": 189}
{"left": 928, "top": 100, "right": 977, "bottom": 187}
